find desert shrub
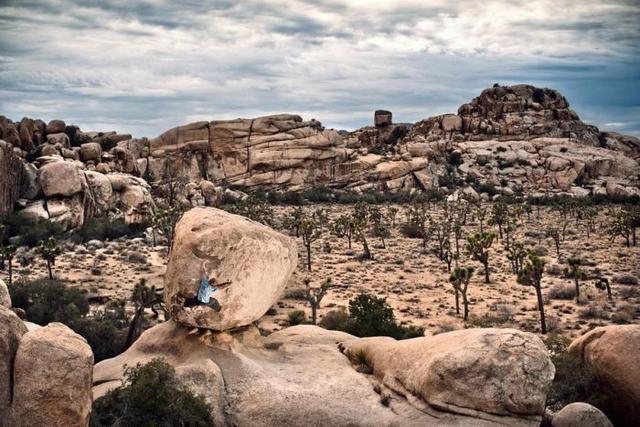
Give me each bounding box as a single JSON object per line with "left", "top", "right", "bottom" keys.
{"left": 619, "top": 286, "right": 640, "bottom": 299}
{"left": 578, "top": 303, "right": 610, "bottom": 320}
{"left": 611, "top": 304, "right": 635, "bottom": 324}
{"left": 287, "top": 310, "right": 306, "bottom": 326}
{"left": 91, "top": 358, "right": 213, "bottom": 426}
{"left": 319, "top": 309, "right": 353, "bottom": 331}
{"left": 284, "top": 287, "right": 308, "bottom": 300}
{"left": 466, "top": 312, "right": 512, "bottom": 328}
{"left": 446, "top": 151, "right": 463, "bottom": 167}
{"left": 544, "top": 336, "right": 610, "bottom": 413}
{"left": 432, "top": 320, "right": 460, "bottom": 335}
{"left": 399, "top": 222, "right": 423, "bottom": 239}
{"left": 345, "top": 293, "right": 424, "bottom": 339}
{"left": 476, "top": 182, "right": 499, "bottom": 196}
{"left": 613, "top": 274, "right": 639, "bottom": 286}
{"left": 10, "top": 279, "right": 89, "bottom": 325}
{"left": 10, "top": 279, "right": 130, "bottom": 362}
{"left": 547, "top": 284, "right": 576, "bottom": 300}
{"left": 72, "top": 302, "right": 129, "bottom": 362}
{"left": 301, "top": 185, "right": 335, "bottom": 203}
{"left": 222, "top": 195, "right": 276, "bottom": 226}
{"left": 69, "top": 218, "right": 147, "bottom": 243}
{"left": 495, "top": 146, "right": 508, "bottom": 153}
{"left": 2, "top": 212, "right": 64, "bottom": 247}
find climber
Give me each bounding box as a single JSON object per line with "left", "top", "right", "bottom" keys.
{"left": 184, "top": 261, "right": 232, "bottom": 312}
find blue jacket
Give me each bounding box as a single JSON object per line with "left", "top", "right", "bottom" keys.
{"left": 197, "top": 278, "right": 218, "bottom": 303}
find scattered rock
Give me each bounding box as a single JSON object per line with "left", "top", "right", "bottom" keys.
{"left": 552, "top": 402, "right": 613, "bottom": 427}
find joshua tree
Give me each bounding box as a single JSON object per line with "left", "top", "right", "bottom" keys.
{"left": 304, "top": 277, "right": 333, "bottom": 324}
{"left": 506, "top": 241, "right": 527, "bottom": 275}
{"left": 0, "top": 244, "right": 16, "bottom": 285}
{"left": 152, "top": 206, "right": 184, "bottom": 254}
{"left": 449, "top": 266, "right": 474, "bottom": 320}
{"left": 126, "top": 279, "right": 161, "bottom": 348}
{"left": 432, "top": 218, "right": 451, "bottom": 261}
{"left": 567, "top": 257, "right": 585, "bottom": 304}
{"left": 474, "top": 204, "right": 488, "bottom": 233}
{"left": 332, "top": 214, "right": 356, "bottom": 249}
{"left": 466, "top": 231, "right": 495, "bottom": 284}
{"left": 299, "top": 210, "right": 323, "bottom": 271}
{"left": 452, "top": 222, "right": 464, "bottom": 263}
{"left": 490, "top": 202, "right": 508, "bottom": 239}
{"left": 517, "top": 252, "right": 547, "bottom": 334}
{"left": 369, "top": 206, "right": 390, "bottom": 248}
{"left": 353, "top": 202, "right": 373, "bottom": 260}
{"left": 36, "top": 237, "right": 63, "bottom": 280}
{"left": 523, "top": 204, "right": 533, "bottom": 222}
{"left": 595, "top": 277, "right": 612, "bottom": 300}
{"left": 283, "top": 206, "right": 304, "bottom": 237}
{"left": 386, "top": 206, "right": 399, "bottom": 228}
{"left": 580, "top": 207, "right": 597, "bottom": 239}
{"left": 406, "top": 200, "right": 430, "bottom": 252}
{"left": 546, "top": 228, "right": 561, "bottom": 257}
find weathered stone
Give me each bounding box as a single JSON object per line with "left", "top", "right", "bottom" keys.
{"left": 0, "top": 140, "right": 23, "bottom": 218}
{"left": 374, "top": 110, "right": 393, "bottom": 127}
{"left": 45, "top": 119, "right": 66, "bottom": 134}
{"left": 0, "top": 306, "right": 27, "bottom": 414}
{"left": 0, "top": 279, "right": 10, "bottom": 308}
{"left": 10, "top": 322, "right": 93, "bottom": 427}
{"left": 79, "top": 142, "right": 102, "bottom": 163}
{"left": 39, "top": 161, "right": 85, "bottom": 197}
{"left": 552, "top": 402, "right": 613, "bottom": 427}
{"left": 342, "top": 328, "right": 554, "bottom": 419}
{"left": 46, "top": 132, "right": 70, "bottom": 147}
{"left": 568, "top": 325, "right": 640, "bottom": 423}
{"left": 164, "top": 207, "right": 298, "bottom": 330}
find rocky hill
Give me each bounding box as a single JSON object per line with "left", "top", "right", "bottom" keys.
{"left": 1, "top": 84, "right": 639, "bottom": 227}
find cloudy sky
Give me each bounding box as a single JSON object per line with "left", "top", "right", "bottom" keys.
{"left": 0, "top": 0, "right": 638, "bottom": 138}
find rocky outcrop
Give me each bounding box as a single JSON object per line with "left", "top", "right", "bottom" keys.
{"left": 0, "top": 140, "right": 23, "bottom": 218}
{"left": 568, "top": 325, "right": 640, "bottom": 425}
{"left": 164, "top": 207, "right": 298, "bottom": 330}
{"left": 552, "top": 402, "right": 613, "bottom": 427}
{"left": 408, "top": 84, "right": 601, "bottom": 145}
{"left": 0, "top": 297, "right": 93, "bottom": 427}
{"left": 94, "top": 322, "right": 550, "bottom": 426}
{"left": 0, "top": 279, "right": 10, "bottom": 309}
{"left": 341, "top": 328, "right": 554, "bottom": 420}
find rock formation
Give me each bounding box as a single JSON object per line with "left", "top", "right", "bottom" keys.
{"left": 568, "top": 324, "right": 640, "bottom": 424}
{"left": 1, "top": 83, "right": 639, "bottom": 226}
{"left": 94, "top": 321, "right": 553, "bottom": 426}
{"left": 0, "top": 293, "right": 94, "bottom": 427}
{"left": 164, "top": 207, "right": 298, "bottom": 330}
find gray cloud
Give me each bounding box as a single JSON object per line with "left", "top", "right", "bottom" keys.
{"left": 0, "top": 0, "right": 638, "bottom": 137}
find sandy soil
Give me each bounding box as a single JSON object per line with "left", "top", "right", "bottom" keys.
{"left": 5, "top": 202, "right": 638, "bottom": 340}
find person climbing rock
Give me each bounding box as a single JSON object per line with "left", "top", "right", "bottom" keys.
{"left": 184, "top": 261, "right": 232, "bottom": 312}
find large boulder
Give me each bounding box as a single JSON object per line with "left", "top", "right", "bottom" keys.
{"left": 45, "top": 119, "right": 66, "bottom": 134}
{"left": 39, "top": 161, "right": 85, "bottom": 197}
{"left": 164, "top": 207, "right": 298, "bottom": 330}
{"left": 0, "top": 306, "right": 27, "bottom": 414}
{"left": 568, "top": 325, "right": 640, "bottom": 424}
{"left": 552, "top": 402, "right": 613, "bottom": 427}
{"left": 341, "top": 328, "right": 554, "bottom": 420}
{"left": 0, "top": 279, "right": 10, "bottom": 308}
{"left": 79, "top": 142, "right": 102, "bottom": 163}
{"left": 0, "top": 140, "right": 23, "bottom": 218}
{"left": 9, "top": 323, "right": 94, "bottom": 427}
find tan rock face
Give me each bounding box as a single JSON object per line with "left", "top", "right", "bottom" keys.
{"left": 79, "top": 142, "right": 102, "bottom": 163}
{"left": 342, "top": 328, "right": 554, "bottom": 419}
{"left": 568, "top": 325, "right": 640, "bottom": 423}
{"left": 0, "top": 278, "right": 10, "bottom": 308}
{"left": 0, "top": 140, "right": 23, "bottom": 218}
{"left": 552, "top": 402, "right": 613, "bottom": 427}
{"left": 164, "top": 207, "right": 298, "bottom": 330}
{"left": 0, "top": 306, "right": 27, "bottom": 414}
{"left": 39, "top": 160, "right": 85, "bottom": 197}
{"left": 10, "top": 323, "right": 94, "bottom": 427}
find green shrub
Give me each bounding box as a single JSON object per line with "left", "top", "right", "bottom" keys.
{"left": 546, "top": 350, "right": 610, "bottom": 413}
{"left": 2, "top": 213, "right": 64, "bottom": 247}
{"left": 319, "top": 309, "right": 353, "bottom": 331}
{"left": 72, "top": 302, "right": 129, "bottom": 362}
{"left": 69, "top": 218, "right": 147, "bottom": 243}
{"left": 10, "top": 279, "right": 89, "bottom": 325}
{"left": 287, "top": 310, "right": 307, "bottom": 326}
{"left": 344, "top": 293, "right": 424, "bottom": 339}
{"left": 91, "top": 358, "right": 213, "bottom": 426}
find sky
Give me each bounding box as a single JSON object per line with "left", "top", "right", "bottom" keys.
{"left": 0, "top": 0, "right": 639, "bottom": 138}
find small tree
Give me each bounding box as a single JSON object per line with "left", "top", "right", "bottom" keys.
{"left": 332, "top": 214, "right": 356, "bottom": 249}
{"left": 126, "top": 279, "right": 161, "bottom": 348}
{"left": 507, "top": 242, "right": 527, "bottom": 275}
{"left": 567, "top": 257, "right": 584, "bottom": 304}
{"left": 0, "top": 244, "right": 17, "bottom": 285}
{"left": 283, "top": 206, "right": 304, "bottom": 237}
{"left": 517, "top": 252, "right": 547, "bottom": 334}
{"left": 352, "top": 202, "right": 373, "bottom": 260}
{"left": 386, "top": 206, "right": 399, "bottom": 228}
{"left": 299, "top": 210, "right": 323, "bottom": 271}
{"left": 490, "top": 202, "right": 508, "bottom": 239}
{"left": 449, "top": 266, "right": 474, "bottom": 320}
{"left": 152, "top": 206, "right": 184, "bottom": 254}
{"left": 36, "top": 236, "right": 63, "bottom": 279}
{"left": 546, "top": 228, "right": 561, "bottom": 257}
{"left": 466, "top": 232, "right": 495, "bottom": 284}
{"left": 405, "top": 201, "right": 430, "bottom": 252}
{"left": 304, "top": 277, "right": 333, "bottom": 325}
{"left": 474, "top": 205, "right": 488, "bottom": 233}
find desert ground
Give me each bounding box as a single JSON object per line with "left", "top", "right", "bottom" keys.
{"left": 6, "top": 202, "right": 638, "bottom": 340}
